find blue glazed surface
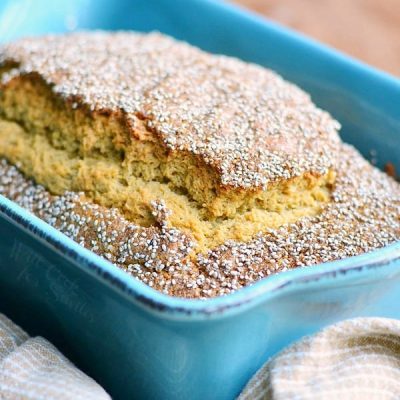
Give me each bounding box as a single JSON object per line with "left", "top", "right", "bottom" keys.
{"left": 0, "top": 1, "right": 400, "bottom": 399}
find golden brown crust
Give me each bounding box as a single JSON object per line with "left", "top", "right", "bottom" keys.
{"left": 0, "top": 31, "right": 341, "bottom": 191}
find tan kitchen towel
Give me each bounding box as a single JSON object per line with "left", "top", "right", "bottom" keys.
{"left": 0, "top": 313, "right": 110, "bottom": 400}
{"left": 239, "top": 318, "right": 400, "bottom": 400}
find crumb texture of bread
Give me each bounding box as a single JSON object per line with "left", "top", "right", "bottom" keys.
{"left": 0, "top": 32, "right": 399, "bottom": 298}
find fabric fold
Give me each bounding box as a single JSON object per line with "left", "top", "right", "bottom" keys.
{"left": 239, "top": 318, "right": 400, "bottom": 400}
{"left": 0, "top": 313, "right": 110, "bottom": 400}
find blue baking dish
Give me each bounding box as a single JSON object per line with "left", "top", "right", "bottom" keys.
{"left": 1, "top": 0, "right": 400, "bottom": 399}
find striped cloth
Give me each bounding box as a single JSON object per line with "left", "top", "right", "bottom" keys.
{"left": 239, "top": 318, "right": 400, "bottom": 400}
{"left": 0, "top": 313, "right": 110, "bottom": 400}
{"left": 1, "top": 314, "right": 400, "bottom": 399}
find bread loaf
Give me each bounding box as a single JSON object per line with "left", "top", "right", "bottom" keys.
{"left": 0, "top": 32, "right": 399, "bottom": 298}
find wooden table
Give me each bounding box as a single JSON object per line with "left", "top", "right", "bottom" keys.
{"left": 232, "top": 0, "right": 400, "bottom": 77}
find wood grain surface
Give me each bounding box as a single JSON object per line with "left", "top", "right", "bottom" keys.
{"left": 232, "top": 0, "right": 400, "bottom": 77}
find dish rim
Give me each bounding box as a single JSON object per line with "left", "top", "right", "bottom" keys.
{"left": 1, "top": 0, "right": 400, "bottom": 320}
{"left": 2, "top": 189, "right": 400, "bottom": 321}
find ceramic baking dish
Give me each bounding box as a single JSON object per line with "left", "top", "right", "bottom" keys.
{"left": 1, "top": 0, "right": 400, "bottom": 399}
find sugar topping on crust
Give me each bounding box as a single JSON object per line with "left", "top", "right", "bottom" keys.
{"left": 1, "top": 31, "right": 399, "bottom": 299}
{"left": 0, "top": 31, "right": 341, "bottom": 189}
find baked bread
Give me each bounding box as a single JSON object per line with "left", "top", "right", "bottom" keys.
{"left": 0, "top": 31, "right": 399, "bottom": 298}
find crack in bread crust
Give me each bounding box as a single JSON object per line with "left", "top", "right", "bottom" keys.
{"left": 0, "top": 75, "right": 334, "bottom": 250}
